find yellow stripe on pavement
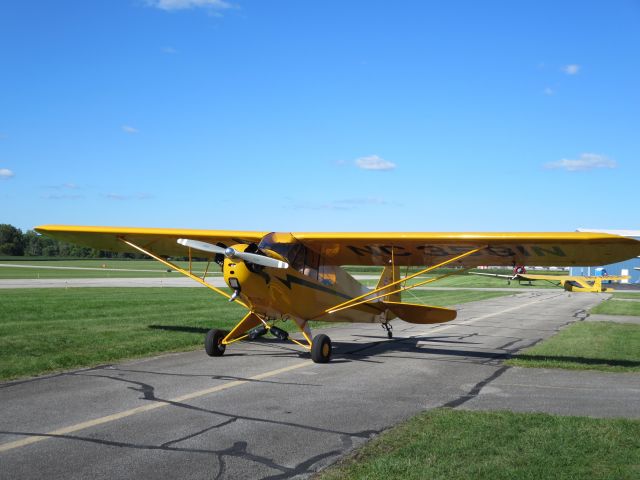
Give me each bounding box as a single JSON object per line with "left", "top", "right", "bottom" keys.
{"left": 0, "top": 362, "right": 309, "bottom": 453}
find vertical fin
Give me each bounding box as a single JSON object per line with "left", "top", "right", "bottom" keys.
{"left": 376, "top": 265, "right": 401, "bottom": 302}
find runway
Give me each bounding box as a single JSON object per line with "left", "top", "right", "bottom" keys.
{"left": 1, "top": 292, "right": 638, "bottom": 479}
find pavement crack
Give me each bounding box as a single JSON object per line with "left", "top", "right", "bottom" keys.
{"left": 442, "top": 365, "right": 510, "bottom": 408}
{"left": 161, "top": 418, "right": 238, "bottom": 448}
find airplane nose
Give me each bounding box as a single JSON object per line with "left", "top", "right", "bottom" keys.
{"left": 225, "top": 247, "right": 236, "bottom": 257}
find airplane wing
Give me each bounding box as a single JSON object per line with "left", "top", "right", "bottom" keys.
{"left": 510, "top": 273, "right": 566, "bottom": 282}
{"left": 518, "top": 274, "right": 630, "bottom": 282}
{"left": 469, "top": 272, "right": 515, "bottom": 279}
{"left": 291, "top": 232, "right": 640, "bottom": 267}
{"left": 34, "top": 227, "right": 640, "bottom": 268}
{"left": 34, "top": 225, "right": 268, "bottom": 257}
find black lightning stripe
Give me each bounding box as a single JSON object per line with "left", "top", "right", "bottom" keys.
{"left": 275, "top": 274, "right": 351, "bottom": 299}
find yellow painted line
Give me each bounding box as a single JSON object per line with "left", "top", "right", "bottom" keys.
{"left": 0, "top": 362, "right": 309, "bottom": 453}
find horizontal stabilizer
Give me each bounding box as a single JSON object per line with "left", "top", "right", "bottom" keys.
{"left": 381, "top": 301, "right": 457, "bottom": 324}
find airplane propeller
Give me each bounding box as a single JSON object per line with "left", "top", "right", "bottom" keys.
{"left": 177, "top": 238, "right": 289, "bottom": 269}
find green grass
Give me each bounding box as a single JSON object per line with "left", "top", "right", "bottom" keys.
{"left": 1, "top": 260, "right": 564, "bottom": 288}
{"left": 318, "top": 408, "right": 640, "bottom": 480}
{"left": 0, "top": 287, "right": 513, "bottom": 380}
{"left": 361, "top": 272, "right": 562, "bottom": 289}
{"left": 0, "top": 259, "right": 221, "bottom": 279}
{"left": 591, "top": 297, "right": 640, "bottom": 316}
{"left": 609, "top": 292, "right": 640, "bottom": 299}
{"left": 401, "top": 289, "right": 512, "bottom": 305}
{"left": 506, "top": 322, "right": 640, "bottom": 372}
{"left": 0, "top": 288, "right": 245, "bottom": 380}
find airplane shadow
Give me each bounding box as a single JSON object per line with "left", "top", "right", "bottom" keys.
{"left": 145, "top": 325, "right": 637, "bottom": 370}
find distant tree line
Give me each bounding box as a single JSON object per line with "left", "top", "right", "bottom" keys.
{"left": 0, "top": 224, "right": 145, "bottom": 259}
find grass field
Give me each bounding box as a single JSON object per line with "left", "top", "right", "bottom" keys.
{"left": 0, "top": 259, "right": 221, "bottom": 279}
{"left": 360, "top": 274, "right": 559, "bottom": 289}
{"left": 506, "top": 321, "right": 640, "bottom": 372}
{"left": 318, "top": 408, "right": 640, "bottom": 480}
{"left": 0, "top": 287, "right": 513, "bottom": 380}
{"left": 591, "top": 295, "right": 640, "bottom": 316}
{"left": 0, "top": 259, "right": 564, "bottom": 289}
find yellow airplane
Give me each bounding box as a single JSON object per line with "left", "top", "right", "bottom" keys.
{"left": 35, "top": 226, "right": 640, "bottom": 363}
{"left": 470, "top": 269, "right": 629, "bottom": 292}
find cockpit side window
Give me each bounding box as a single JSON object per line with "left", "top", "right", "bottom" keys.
{"left": 319, "top": 264, "right": 337, "bottom": 286}
{"left": 303, "top": 248, "right": 320, "bottom": 280}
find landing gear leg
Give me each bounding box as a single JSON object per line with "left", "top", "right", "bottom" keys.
{"left": 382, "top": 322, "right": 393, "bottom": 339}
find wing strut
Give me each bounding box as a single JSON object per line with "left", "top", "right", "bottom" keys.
{"left": 118, "top": 237, "right": 249, "bottom": 309}
{"left": 326, "top": 246, "right": 486, "bottom": 314}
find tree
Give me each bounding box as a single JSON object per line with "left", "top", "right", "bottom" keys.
{"left": 23, "top": 230, "right": 43, "bottom": 256}
{"left": 0, "top": 224, "right": 24, "bottom": 256}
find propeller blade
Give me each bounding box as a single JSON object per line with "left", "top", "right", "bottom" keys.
{"left": 225, "top": 248, "right": 289, "bottom": 269}
{"left": 177, "top": 238, "right": 226, "bottom": 255}
{"left": 177, "top": 239, "right": 289, "bottom": 269}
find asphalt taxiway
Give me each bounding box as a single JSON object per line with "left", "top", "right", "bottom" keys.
{"left": 1, "top": 291, "right": 638, "bottom": 479}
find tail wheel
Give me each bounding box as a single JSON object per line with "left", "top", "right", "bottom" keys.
{"left": 205, "top": 329, "right": 227, "bottom": 357}
{"left": 311, "top": 334, "right": 332, "bottom": 363}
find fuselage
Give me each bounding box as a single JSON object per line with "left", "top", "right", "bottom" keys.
{"left": 222, "top": 244, "right": 385, "bottom": 323}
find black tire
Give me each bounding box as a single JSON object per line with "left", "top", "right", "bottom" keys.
{"left": 311, "top": 334, "right": 331, "bottom": 363}
{"left": 205, "top": 329, "right": 227, "bottom": 357}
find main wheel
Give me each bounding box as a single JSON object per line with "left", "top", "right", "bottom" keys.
{"left": 205, "top": 329, "right": 227, "bottom": 357}
{"left": 311, "top": 334, "right": 332, "bottom": 363}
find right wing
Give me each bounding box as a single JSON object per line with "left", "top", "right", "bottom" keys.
{"left": 34, "top": 225, "right": 268, "bottom": 257}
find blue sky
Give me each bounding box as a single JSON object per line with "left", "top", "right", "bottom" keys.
{"left": 1, "top": 0, "right": 639, "bottom": 233}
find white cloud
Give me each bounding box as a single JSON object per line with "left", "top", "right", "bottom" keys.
{"left": 0, "top": 168, "right": 14, "bottom": 179}
{"left": 562, "top": 64, "right": 580, "bottom": 75}
{"left": 122, "top": 125, "right": 139, "bottom": 134}
{"left": 545, "top": 153, "right": 616, "bottom": 172}
{"left": 105, "top": 193, "right": 153, "bottom": 201}
{"left": 44, "top": 182, "right": 80, "bottom": 190}
{"left": 146, "top": 0, "right": 233, "bottom": 11}
{"left": 41, "top": 193, "right": 84, "bottom": 200}
{"left": 543, "top": 87, "right": 555, "bottom": 95}
{"left": 162, "top": 46, "right": 178, "bottom": 54}
{"left": 355, "top": 155, "right": 397, "bottom": 171}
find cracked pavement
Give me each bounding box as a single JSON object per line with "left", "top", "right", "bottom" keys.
{"left": 1, "top": 291, "right": 639, "bottom": 479}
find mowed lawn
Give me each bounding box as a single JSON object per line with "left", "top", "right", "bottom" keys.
{"left": 0, "top": 288, "right": 245, "bottom": 380}
{"left": 0, "top": 259, "right": 221, "bottom": 279}
{"left": 2, "top": 260, "right": 560, "bottom": 289}
{"left": 507, "top": 293, "right": 640, "bottom": 372}
{"left": 319, "top": 408, "right": 640, "bottom": 480}
{"left": 591, "top": 294, "right": 640, "bottom": 316}
{"left": 0, "top": 287, "right": 513, "bottom": 380}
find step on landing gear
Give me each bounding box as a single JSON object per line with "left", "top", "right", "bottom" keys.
{"left": 382, "top": 322, "right": 393, "bottom": 339}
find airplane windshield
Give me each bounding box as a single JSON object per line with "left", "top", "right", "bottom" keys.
{"left": 259, "top": 232, "right": 320, "bottom": 279}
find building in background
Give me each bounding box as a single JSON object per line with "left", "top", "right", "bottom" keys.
{"left": 569, "top": 229, "right": 640, "bottom": 284}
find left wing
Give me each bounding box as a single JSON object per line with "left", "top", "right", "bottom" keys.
{"left": 292, "top": 232, "right": 640, "bottom": 267}
{"left": 469, "top": 272, "right": 516, "bottom": 280}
